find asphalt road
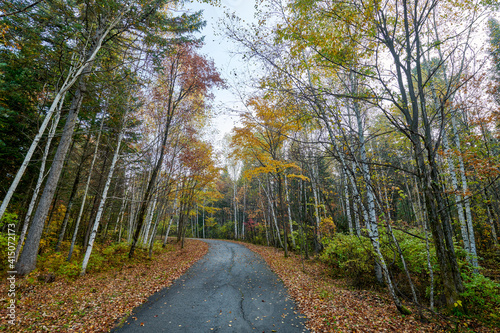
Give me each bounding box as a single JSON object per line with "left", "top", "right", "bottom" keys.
{"left": 112, "top": 239, "right": 308, "bottom": 332}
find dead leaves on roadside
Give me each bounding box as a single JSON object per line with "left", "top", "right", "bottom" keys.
{"left": 241, "top": 243, "right": 493, "bottom": 333}
{"left": 0, "top": 240, "right": 208, "bottom": 332}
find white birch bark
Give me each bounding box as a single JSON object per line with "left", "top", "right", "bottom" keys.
{"left": 344, "top": 172, "right": 353, "bottom": 235}
{"left": 443, "top": 130, "right": 471, "bottom": 260}
{"left": 486, "top": 204, "right": 498, "bottom": 245}
{"left": 234, "top": 181, "right": 238, "bottom": 239}
{"left": 351, "top": 74, "right": 385, "bottom": 285}
{"left": 259, "top": 178, "right": 283, "bottom": 248}
{"left": 259, "top": 191, "right": 270, "bottom": 246}
{"left": 148, "top": 212, "right": 161, "bottom": 258}
{"left": 163, "top": 196, "right": 178, "bottom": 247}
{"left": 310, "top": 163, "right": 322, "bottom": 240}
{"left": 115, "top": 189, "right": 128, "bottom": 234}
{"left": 15, "top": 99, "right": 63, "bottom": 261}
{"left": 115, "top": 188, "right": 128, "bottom": 242}
{"left": 148, "top": 200, "right": 166, "bottom": 249}
{"left": 242, "top": 184, "right": 246, "bottom": 239}
{"left": 284, "top": 176, "right": 296, "bottom": 247}
{"left": 452, "top": 116, "right": 479, "bottom": 269}
{"left": 163, "top": 217, "right": 174, "bottom": 246}
{"left": 0, "top": 11, "right": 123, "bottom": 221}
{"left": 15, "top": 12, "right": 128, "bottom": 275}
{"left": 128, "top": 181, "right": 141, "bottom": 244}
{"left": 202, "top": 198, "right": 206, "bottom": 239}
{"left": 142, "top": 193, "right": 158, "bottom": 247}
{"left": 302, "top": 55, "right": 405, "bottom": 312}
{"left": 67, "top": 115, "right": 105, "bottom": 262}
{"left": 81, "top": 112, "right": 126, "bottom": 275}
{"left": 432, "top": 9, "right": 478, "bottom": 270}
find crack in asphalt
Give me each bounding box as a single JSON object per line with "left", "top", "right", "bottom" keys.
{"left": 112, "top": 240, "right": 308, "bottom": 332}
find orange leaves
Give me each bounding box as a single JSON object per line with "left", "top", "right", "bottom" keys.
{"left": 240, "top": 242, "right": 486, "bottom": 333}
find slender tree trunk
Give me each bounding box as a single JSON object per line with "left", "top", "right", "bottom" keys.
{"left": 15, "top": 102, "right": 63, "bottom": 261}
{"left": 277, "top": 172, "right": 288, "bottom": 257}
{"left": 163, "top": 217, "right": 174, "bottom": 247}
{"left": 443, "top": 131, "right": 472, "bottom": 260}
{"left": 141, "top": 193, "right": 157, "bottom": 247}
{"left": 67, "top": 115, "right": 105, "bottom": 262}
{"left": 55, "top": 134, "right": 90, "bottom": 251}
{"left": 485, "top": 192, "right": 499, "bottom": 245}
{"left": 81, "top": 110, "right": 126, "bottom": 275}
{"left": 115, "top": 189, "right": 128, "bottom": 242}
{"left": 344, "top": 171, "right": 353, "bottom": 235}
{"left": 310, "top": 163, "right": 322, "bottom": 248}
{"left": 234, "top": 181, "right": 238, "bottom": 239}
{"left": 84, "top": 144, "right": 110, "bottom": 248}
{"left": 163, "top": 196, "right": 178, "bottom": 247}
{"left": 16, "top": 81, "right": 86, "bottom": 275}
{"left": 129, "top": 117, "right": 174, "bottom": 258}
{"left": 148, "top": 216, "right": 160, "bottom": 258}
{"left": 284, "top": 175, "right": 296, "bottom": 247}
{"left": 259, "top": 191, "right": 270, "bottom": 246}
{"left": 452, "top": 115, "right": 479, "bottom": 269}
{"left": 202, "top": 198, "right": 206, "bottom": 239}
{"left": 263, "top": 178, "right": 283, "bottom": 248}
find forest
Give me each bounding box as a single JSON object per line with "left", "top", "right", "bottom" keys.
{"left": 1, "top": 0, "right": 500, "bottom": 331}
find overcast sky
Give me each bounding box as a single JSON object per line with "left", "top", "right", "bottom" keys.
{"left": 185, "top": 0, "right": 258, "bottom": 149}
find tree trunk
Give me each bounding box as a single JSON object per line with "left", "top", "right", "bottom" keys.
{"left": 115, "top": 189, "right": 128, "bottom": 242}
{"left": 15, "top": 101, "right": 63, "bottom": 261}
{"left": 277, "top": 172, "right": 288, "bottom": 257}
{"left": 129, "top": 116, "right": 173, "bottom": 258}
{"left": 141, "top": 194, "right": 157, "bottom": 247}
{"left": 67, "top": 115, "right": 105, "bottom": 262}
{"left": 443, "top": 131, "right": 471, "bottom": 261}
{"left": 284, "top": 175, "right": 296, "bottom": 247}
{"left": 55, "top": 133, "right": 90, "bottom": 252}
{"left": 16, "top": 81, "right": 86, "bottom": 275}
{"left": 344, "top": 171, "right": 353, "bottom": 235}
{"left": 84, "top": 144, "right": 110, "bottom": 248}
{"left": 81, "top": 110, "right": 126, "bottom": 275}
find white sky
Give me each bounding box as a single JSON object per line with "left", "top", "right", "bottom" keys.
{"left": 185, "top": 0, "right": 258, "bottom": 149}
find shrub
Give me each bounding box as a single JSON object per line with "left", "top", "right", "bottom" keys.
{"left": 320, "top": 233, "right": 377, "bottom": 287}
{"left": 460, "top": 271, "right": 500, "bottom": 327}
{"left": 37, "top": 251, "right": 80, "bottom": 279}
{"left": 0, "top": 232, "right": 17, "bottom": 272}
{"left": 0, "top": 212, "right": 18, "bottom": 229}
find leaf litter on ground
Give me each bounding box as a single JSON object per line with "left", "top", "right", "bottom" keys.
{"left": 0, "top": 239, "right": 208, "bottom": 332}
{"left": 240, "top": 242, "right": 496, "bottom": 333}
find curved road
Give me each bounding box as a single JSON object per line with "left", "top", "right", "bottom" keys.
{"left": 112, "top": 240, "right": 308, "bottom": 332}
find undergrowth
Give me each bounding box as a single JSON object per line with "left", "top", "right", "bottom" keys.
{"left": 20, "top": 239, "right": 173, "bottom": 282}
{"left": 318, "top": 231, "right": 500, "bottom": 328}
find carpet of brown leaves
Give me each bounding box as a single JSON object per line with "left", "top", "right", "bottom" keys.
{"left": 242, "top": 243, "right": 495, "bottom": 333}
{"left": 0, "top": 239, "right": 208, "bottom": 332}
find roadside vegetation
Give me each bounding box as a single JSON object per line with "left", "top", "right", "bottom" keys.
{"left": 244, "top": 241, "right": 499, "bottom": 332}
{"left": 0, "top": 239, "right": 208, "bottom": 332}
